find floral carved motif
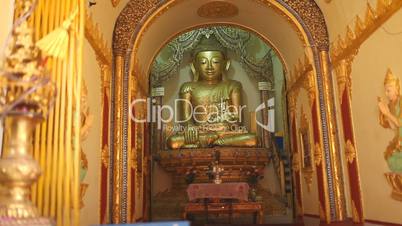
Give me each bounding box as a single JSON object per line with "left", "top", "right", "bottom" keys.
{"left": 113, "top": 0, "right": 159, "bottom": 54}
{"left": 282, "top": 0, "right": 329, "bottom": 49}
{"left": 345, "top": 140, "right": 357, "bottom": 164}
{"left": 197, "top": 1, "right": 239, "bottom": 18}
{"left": 314, "top": 142, "right": 323, "bottom": 166}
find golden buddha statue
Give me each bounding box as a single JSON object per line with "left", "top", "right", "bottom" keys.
{"left": 167, "top": 36, "right": 257, "bottom": 149}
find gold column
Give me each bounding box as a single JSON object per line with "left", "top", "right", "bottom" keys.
{"left": 318, "top": 50, "right": 346, "bottom": 221}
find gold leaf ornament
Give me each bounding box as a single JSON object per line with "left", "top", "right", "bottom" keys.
{"left": 345, "top": 140, "right": 357, "bottom": 163}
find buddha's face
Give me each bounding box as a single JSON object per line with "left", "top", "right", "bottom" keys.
{"left": 193, "top": 51, "right": 227, "bottom": 82}
{"left": 385, "top": 83, "right": 399, "bottom": 103}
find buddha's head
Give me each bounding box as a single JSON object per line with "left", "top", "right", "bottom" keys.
{"left": 191, "top": 36, "right": 230, "bottom": 82}
{"left": 384, "top": 69, "right": 400, "bottom": 103}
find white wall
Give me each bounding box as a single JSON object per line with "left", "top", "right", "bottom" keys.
{"left": 350, "top": 9, "right": 402, "bottom": 224}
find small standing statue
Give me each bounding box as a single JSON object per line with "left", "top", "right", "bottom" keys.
{"left": 378, "top": 69, "right": 402, "bottom": 172}
{"left": 207, "top": 151, "right": 224, "bottom": 184}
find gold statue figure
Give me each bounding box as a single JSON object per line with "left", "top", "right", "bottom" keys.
{"left": 378, "top": 69, "right": 402, "bottom": 172}
{"left": 167, "top": 36, "right": 257, "bottom": 149}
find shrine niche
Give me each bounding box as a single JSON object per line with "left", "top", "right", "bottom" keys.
{"left": 144, "top": 25, "right": 290, "bottom": 221}
{"left": 109, "top": 0, "right": 342, "bottom": 224}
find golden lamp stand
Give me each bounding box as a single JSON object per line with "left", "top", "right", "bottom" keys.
{"left": 0, "top": 1, "right": 55, "bottom": 225}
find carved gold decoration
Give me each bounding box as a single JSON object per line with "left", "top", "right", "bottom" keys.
{"left": 314, "top": 142, "right": 322, "bottom": 166}
{"left": 0, "top": 18, "right": 55, "bottom": 118}
{"left": 287, "top": 51, "right": 315, "bottom": 99}
{"left": 85, "top": 13, "right": 112, "bottom": 68}
{"left": 111, "top": 0, "right": 122, "bottom": 7}
{"left": 287, "top": 88, "right": 299, "bottom": 119}
{"left": 80, "top": 80, "right": 93, "bottom": 140}
{"left": 293, "top": 152, "right": 301, "bottom": 172}
{"left": 334, "top": 57, "right": 353, "bottom": 102}
{"left": 384, "top": 172, "right": 402, "bottom": 201}
{"left": 101, "top": 144, "right": 110, "bottom": 168}
{"left": 113, "top": 0, "right": 330, "bottom": 55}
{"left": 345, "top": 140, "right": 357, "bottom": 164}
{"left": 113, "top": 0, "right": 159, "bottom": 54}
{"left": 331, "top": 0, "right": 402, "bottom": 65}
{"left": 281, "top": 0, "right": 329, "bottom": 49}
{"left": 303, "top": 168, "right": 314, "bottom": 192}
{"left": 197, "top": 1, "right": 239, "bottom": 18}
{"left": 304, "top": 71, "right": 316, "bottom": 107}
{"left": 295, "top": 0, "right": 402, "bottom": 102}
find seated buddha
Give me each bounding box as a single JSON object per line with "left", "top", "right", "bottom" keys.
{"left": 167, "top": 35, "right": 257, "bottom": 149}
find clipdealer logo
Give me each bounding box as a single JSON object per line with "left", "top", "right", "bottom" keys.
{"left": 129, "top": 97, "right": 274, "bottom": 132}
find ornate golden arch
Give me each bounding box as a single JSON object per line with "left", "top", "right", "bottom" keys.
{"left": 105, "top": 0, "right": 348, "bottom": 224}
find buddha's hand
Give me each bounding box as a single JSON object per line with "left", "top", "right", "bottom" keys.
{"left": 184, "top": 125, "right": 199, "bottom": 144}
{"left": 378, "top": 97, "right": 399, "bottom": 129}
{"left": 223, "top": 112, "right": 239, "bottom": 123}
{"left": 377, "top": 97, "right": 390, "bottom": 116}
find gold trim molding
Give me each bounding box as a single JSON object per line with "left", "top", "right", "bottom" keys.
{"left": 331, "top": 0, "right": 402, "bottom": 65}
{"left": 113, "top": 0, "right": 330, "bottom": 54}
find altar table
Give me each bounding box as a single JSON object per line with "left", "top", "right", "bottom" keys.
{"left": 187, "top": 182, "right": 249, "bottom": 201}
{"left": 184, "top": 183, "right": 263, "bottom": 224}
